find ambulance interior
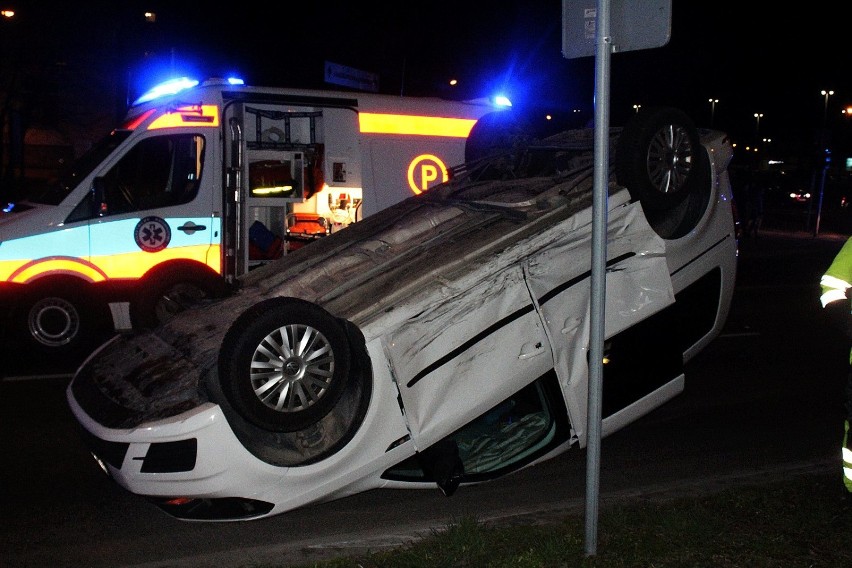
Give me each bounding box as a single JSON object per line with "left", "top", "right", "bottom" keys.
{"left": 242, "top": 105, "right": 363, "bottom": 267}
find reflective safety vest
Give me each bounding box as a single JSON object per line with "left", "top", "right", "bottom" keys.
{"left": 844, "top": 421, "right": 852, "bottom": 493}
{"left": 822, "top": 237, "right": 852, "bottom": 493}
{"left": 820, "top": 237, "right": 852, "bottom": 363}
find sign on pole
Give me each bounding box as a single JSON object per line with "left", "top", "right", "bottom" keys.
{"left": 324, "top": 61, "right": 379, "bottom": 93}
{"left": 562, "top": 0, "right": 672, "bottom": 59}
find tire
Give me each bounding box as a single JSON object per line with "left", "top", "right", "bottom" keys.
{"left": 218, "top": 298, "right": 352, "bottom": 432}
{"left": 133, "top": 265, "right": 226, "bottom": 329}
{"left": 615, "top": 106, "right": 702, "bottom": 213}
{"left": 642, "top": 146, "right": 712, "bottom": 239}
{"left": 15, "top": 280, "right": 109, "bottom": 356}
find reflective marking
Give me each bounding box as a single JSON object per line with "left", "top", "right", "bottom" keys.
{"left": 9, "top": 256, "right": 108, "bottom": 284}
{"left": 359, "top": 113, "right": 477, "bottom": 137}
{"left": 0, "top": 217, "right": 222, "bottom": 282}
{"left": 5, "top": 245, "right": 221, "bottom": 283}
{"left": 407, "top": 154, "right": 449, "bottom": 194}
{"left": 93, "top": 245, "right": 221, "bottom": 277}
{"left": 148, "top": 105, "right": 219, "bottom": 130}
{"left": 124, "top": 108, "right": 156, "bottom": 130}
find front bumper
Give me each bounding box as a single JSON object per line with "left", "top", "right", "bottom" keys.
{"left": 64, "top": 336, "right": 417, "bottom": 521}
{"left": 66, "top": 390, "right": 287, "bottom": 520}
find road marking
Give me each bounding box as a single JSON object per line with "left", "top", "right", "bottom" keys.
{"left": 2, "top": 373, "right": 73, "bottom": 382}
{"left": 719, "top": 331, "right": 760, "bottom": 338}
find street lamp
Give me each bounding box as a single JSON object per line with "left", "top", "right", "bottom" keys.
{"left": 633, "top": 104, "right": 641, "bottom": 113}
{"left": 814, "top": 90, "right": 835, "bottom": 237}
{"left": 708, "top": 98, "right": 718, "bottom": 127}
{"left": 753, "top": 113, "right": 764, "bottom": 136}
{"left": 821, "top": 89, "right": 835, "bottom": 127}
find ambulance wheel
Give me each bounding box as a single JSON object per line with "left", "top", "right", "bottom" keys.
{"left": 615, "top": 106, "right": 702, "bottom": 213}
{"left": 217, "top": 298, "right": 351, "bottom": 433}
{"left": 133, "top": 265, "right": 226, "bottom": 329}
{"left": 16, "top": 280, "right": 109, "bottom": 356}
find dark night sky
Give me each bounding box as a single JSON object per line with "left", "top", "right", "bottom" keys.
{"left": 4, "top": 0, "right": 851, "bottom": 161}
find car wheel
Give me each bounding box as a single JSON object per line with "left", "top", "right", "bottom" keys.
{"left": 615, "top": 106, "right": 702, "bottom": 213}
{"left": 218, "top": 298, "right": 352, "bottom": 433}
{"left": 642, "top": 146, "right": 712, "bottom": 239}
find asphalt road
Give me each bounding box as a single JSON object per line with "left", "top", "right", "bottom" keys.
{"left": 1, "top": 229, "right": 848, "bottom": 568}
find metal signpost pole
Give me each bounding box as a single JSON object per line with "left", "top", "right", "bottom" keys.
{"left": 562, "top": 0, "right": 671, "bottom": 556}
{"left": 584, "top": 0, "right": 612, "bottom": 555}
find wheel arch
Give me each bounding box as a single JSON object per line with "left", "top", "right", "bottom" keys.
{"left": 136, "top": 258, "right": 226, "bottom": 291}
{"left": 131, "top": 258, "right": 230, "bottom": 328}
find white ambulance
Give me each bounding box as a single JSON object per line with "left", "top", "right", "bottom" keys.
{"left": 0, "top": 77, "right": 504, "bottom": 356}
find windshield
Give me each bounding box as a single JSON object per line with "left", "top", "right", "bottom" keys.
{"left": 23, "top": 129, "right": 133, "bottom": 206}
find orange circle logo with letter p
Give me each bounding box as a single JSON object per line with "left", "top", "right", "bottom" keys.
{"left": 407, "top": 154, "right": 449, "bottom": 195}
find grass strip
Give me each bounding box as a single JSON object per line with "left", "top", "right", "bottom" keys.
{"left": 285, "top": 470, "right": 852, "bottom": 568}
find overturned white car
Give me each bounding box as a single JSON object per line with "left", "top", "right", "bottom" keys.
{"left": 67, "top": 107, "right": 737, "bottom": 521}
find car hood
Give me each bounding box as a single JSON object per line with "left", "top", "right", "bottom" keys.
{"left": 71, "top": 157, "right": 660, "bottom": 428}
{"left": 0, "top": 201, "right": 52, "bottom": 238}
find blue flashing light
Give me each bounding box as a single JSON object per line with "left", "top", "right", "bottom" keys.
{"left": 226, "top": 77, "right": 245, "bottom": 85}
{"left": 3, "top": 202, "right": 13, "bottom": 213}
{"left": 133, "top": 77, "right": 200, "bottom": 106}
{"left": 493, "top": 95, "right": 513, "bottom": 108}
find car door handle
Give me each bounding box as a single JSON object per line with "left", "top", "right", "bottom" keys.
{"left": 178, "top": 221, "right": 206, "bottom": 234}
{"left": 518, "top": 341, "right": 545, "bottom": 360}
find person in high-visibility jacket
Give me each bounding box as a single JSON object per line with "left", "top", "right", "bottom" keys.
{"left": 820, "top": 236, "right": 852, "bottom": 494}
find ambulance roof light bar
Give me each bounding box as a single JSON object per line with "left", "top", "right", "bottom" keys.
{"left": 465, "top": 94, "right": 513, "bottom": 108}
{"left": 133, "top": 77, "right": 200, "bottom": 106}
{"left": 132, "top": 76, "right": 246, "bottom": 107}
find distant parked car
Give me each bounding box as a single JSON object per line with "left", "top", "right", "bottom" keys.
{"left": 789, "top": 188, "right": 812, "bottom": 203}
{"left": 67, "top": 107, "right": 737, "bottom": 521}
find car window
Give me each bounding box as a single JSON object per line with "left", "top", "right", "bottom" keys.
{"left": 383, "top": 375, "right": 568, "bottom": 483}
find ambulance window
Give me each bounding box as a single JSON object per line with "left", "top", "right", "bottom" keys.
{"left": 94, "top": 134, "right": 205, "bottom": 217}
